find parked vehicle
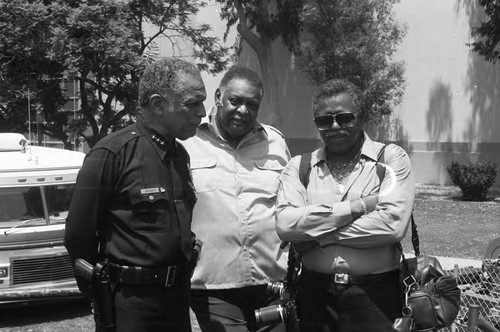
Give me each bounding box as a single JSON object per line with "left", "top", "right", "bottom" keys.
{"left": 0, "top": 133, "right": 85, "bottom": 306}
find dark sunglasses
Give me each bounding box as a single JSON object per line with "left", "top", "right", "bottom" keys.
{"left": 313, "top": 112, "right": 358, "bottom": 130}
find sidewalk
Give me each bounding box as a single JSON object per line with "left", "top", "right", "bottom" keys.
{"left": 405, "top": 253, "right": 483, "bottom": 270}
{"left": 434, "top": 255, "right": 482, "bottom": 270}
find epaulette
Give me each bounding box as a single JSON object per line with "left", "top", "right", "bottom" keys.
{"left": 92, "top": 126, "right": 140, "bottom": 155}
{"left": 263, "top": 124, "right": 285, "bottom": 139}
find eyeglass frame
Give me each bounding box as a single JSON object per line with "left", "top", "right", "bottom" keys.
{"left": 313, "top": 112, "right": 358, "bottom": 130}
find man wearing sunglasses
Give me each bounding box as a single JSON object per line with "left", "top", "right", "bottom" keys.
{"left": 275, "top": 79, "right": 415, "bottom": 332}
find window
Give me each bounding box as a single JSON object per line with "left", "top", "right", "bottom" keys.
{"left": 0, "top": 184, "right": 75, "bottom": 225}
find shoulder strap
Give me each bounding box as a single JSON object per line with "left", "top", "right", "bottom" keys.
{"left": 380, "top": 143, "right": 420, "bottom": 258}
{"left": 410, "top": 214, "right": 420, "bottom": 256}
{"left": 298, "top": 152, "right": 312, "bottom": 188}
{"left": 376, "top": 144, "right": 387, "bottom": 182}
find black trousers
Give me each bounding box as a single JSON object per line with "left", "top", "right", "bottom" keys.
{"left": 96, "top": 270, "right": 191, "bottom": 332}
{"left": 297, "top": 269, "right": 401, "bottom": 332}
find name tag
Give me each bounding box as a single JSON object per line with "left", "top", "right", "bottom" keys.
{"left": 140, "top": 187, "right": 160, "bottom": 195}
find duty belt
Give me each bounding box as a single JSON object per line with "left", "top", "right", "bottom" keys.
{"left": 107, "top": 262, "right": 179, "bottom": 287}
{"left": 302, "top": 267, "right": 398, "bottom": 285}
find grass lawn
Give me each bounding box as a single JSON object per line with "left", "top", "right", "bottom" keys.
{"left": 402, "top": 186, "right": 500, "bottom": 260}
{"left": 0, "top": 185, "right": 498, "bottom": 332}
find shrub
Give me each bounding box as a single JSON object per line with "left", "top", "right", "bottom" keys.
{"left": 446, "top": 160, "right": 497, "bottom": 201}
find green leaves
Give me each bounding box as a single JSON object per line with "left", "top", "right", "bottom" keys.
{"left": 296, "top": 0, "right": 407, "bottom": 121}
{"left": 470, "top": 0, "right": 500, "bottom": 63}
{"left": 446, "top": 160, "right": 498, "bottom": 201}
{"left": 1, "top": 0, "right": 229, "bottom": 147}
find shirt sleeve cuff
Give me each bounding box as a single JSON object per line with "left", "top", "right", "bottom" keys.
{"left": 315, "top": 201, "right": 353, "bottom": 246}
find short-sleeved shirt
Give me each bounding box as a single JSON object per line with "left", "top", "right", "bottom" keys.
{"left": 65, "top": 118, "right": 196, "bottom": 268}
{"left": 181, "top": 114, "right": 291, "bottom": 289}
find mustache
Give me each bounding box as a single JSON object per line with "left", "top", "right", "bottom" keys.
{"left": 230, "top": 115, "right": 248, "bottom": 123}
{"left": 325, "top": 131, "right": 348, "bottom": 137}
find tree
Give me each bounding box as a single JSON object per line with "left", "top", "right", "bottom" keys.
{"left": 468, "top": 0, "right": 500, "bottom": 63}
{"left": 297, "top": 0, "right": 407, "bottom": 121}
{"left": 217, "top": 0, "right": 406, "bottom": 125}
{"left": 0, "top": 0, "right": 70, "bottom": 146}
{"left": 0, "top": 0, "right": 229, "bottom": 148}
{"left": 216, "top": 0, "right": 302, "bottom": 127}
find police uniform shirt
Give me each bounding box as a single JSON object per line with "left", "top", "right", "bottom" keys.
{"left": 65, "top": 117, "right": 196, "bottom": 268}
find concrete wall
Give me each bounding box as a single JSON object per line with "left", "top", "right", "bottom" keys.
{"left": 392, "top": 0, "right": 500, "bottom": 186}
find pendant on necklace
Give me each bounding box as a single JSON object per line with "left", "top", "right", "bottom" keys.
{"left": 337, "top": 184, "right": 345, "bottom": 194}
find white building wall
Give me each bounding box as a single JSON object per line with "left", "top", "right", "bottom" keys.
{"left": 393, "top": 0, "right": 500, "bottom": 186}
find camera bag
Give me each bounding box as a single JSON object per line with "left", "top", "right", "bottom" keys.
{"left": 396, "top": 215, "right": 461, "bottom": 332}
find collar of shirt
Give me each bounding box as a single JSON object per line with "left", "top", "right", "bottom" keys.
{"left": 312, "top": 131, "right": 380, "bottom": 167}
{"left": 197, "top": 105, "right": 269, "bottom": 143}
{"left": 136, "top": 117, "right": 176, "bottom": 160}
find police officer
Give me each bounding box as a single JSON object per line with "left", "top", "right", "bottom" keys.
{"left": 64, "top": 57, "right": 207, "bottom": 332}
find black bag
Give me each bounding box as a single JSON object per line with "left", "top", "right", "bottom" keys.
{"left": 393, "top": 316, "right": 416, "bottom": 332}
{"left": 394, "top": 215, "right": 461, "bottom": 332}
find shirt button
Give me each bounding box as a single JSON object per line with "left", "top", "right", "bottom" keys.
{"left": 148, "top": 195, "right": 154, "bottom": 200}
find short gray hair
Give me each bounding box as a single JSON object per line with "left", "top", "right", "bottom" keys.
{"left": 139, "top": 57, "right": 201, "bottom": 107}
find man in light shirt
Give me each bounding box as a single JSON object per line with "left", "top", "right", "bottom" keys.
{"left": 182, "top": 66, "right": 290, "bottom": 332}
{"left": 276, "top": 79, "right": 415, "bottom": 332}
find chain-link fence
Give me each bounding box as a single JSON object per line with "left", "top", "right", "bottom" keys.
{"left": 443, "top": 259, "right": 500, "bottom": 331}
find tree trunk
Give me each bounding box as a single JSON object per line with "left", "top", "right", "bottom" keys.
{"left": 233, "top": 0, "right": 284, "bottom": 130}
{"left": 255, "top": 42, "right": 283, "bottom": 129}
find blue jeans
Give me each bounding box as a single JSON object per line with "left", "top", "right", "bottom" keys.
{"left": 190, "top": 285, "right": 286, "bottom": 332}
{"left": 298, "top": 269, "right": 401, "bottom": 332}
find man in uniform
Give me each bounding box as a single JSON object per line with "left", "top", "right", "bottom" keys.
{"left": 183, "top": 66, "right": 290, "bottom": 331}
{"left": 64, "top": 57, "right": 207, "bottom": 332}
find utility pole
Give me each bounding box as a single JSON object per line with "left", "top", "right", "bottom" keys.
{"left": 27, "top": 88, "right": 31, "bottom": 142}
{"left": 73, "top": 79, "right": 76, "bottom": 150}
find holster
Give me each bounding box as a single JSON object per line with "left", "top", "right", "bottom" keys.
{"left": 74, "top": 259, "right": 115, "bottom": 329}
{"left": 189, "top": 239, "right": 202, "bottom": 277}
{"left": 91, "top": 261, "right": 115, "bottom": 329}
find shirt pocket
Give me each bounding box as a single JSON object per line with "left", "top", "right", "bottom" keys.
{"left": 190, "top": 157, "right": 218, "bottom": 193}
{"left": 128, "top": 188, "right": 170, "bottom": 232}
{"left": 254, "top": 159, "right": 286, "bottom": 194}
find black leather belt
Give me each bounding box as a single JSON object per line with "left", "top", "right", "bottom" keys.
{"left": 302, "top": 267, "right": 398, "bottom": 285}
{"left": 107, "top": 262, "right": 179, "bottom": 287}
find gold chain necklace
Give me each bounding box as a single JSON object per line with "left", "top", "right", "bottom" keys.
{"left": 326, "top": 150, "right": 362, "bottom": 193}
